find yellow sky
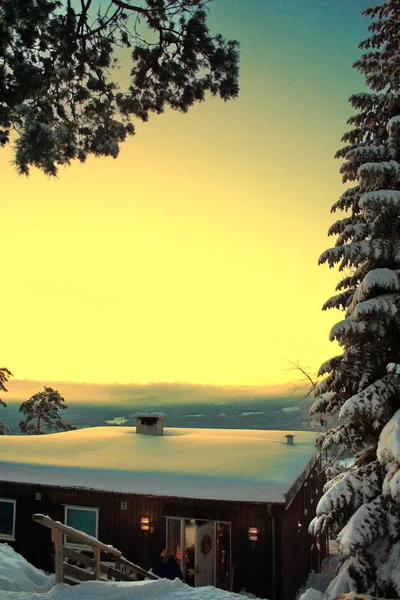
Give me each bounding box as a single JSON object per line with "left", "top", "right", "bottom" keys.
{"left": 1, "top": 1, "right": 370, "bottom": 389}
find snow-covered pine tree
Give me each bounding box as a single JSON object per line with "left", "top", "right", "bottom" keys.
{"left": 309, "top": 1, "right": 400, "bottom": 597}
{"left": 19, "top": 386, "right": 74, "bottom": 435}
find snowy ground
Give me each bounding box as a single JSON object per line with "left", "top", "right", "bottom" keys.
{"left": 298, "top": 542, "right": 341, "bottom": 600}
{"left": 0, "top": 542, "right": 340, "bottom": 600}
{"left": 0, "top": 544, "right": 265, "bottom": 600}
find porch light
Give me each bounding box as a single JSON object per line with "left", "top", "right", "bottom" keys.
{"left": 297, "top": 521, "right": 302, "bottom": 533}
{"left": 141, "top": 517, "right": 150, "bottom": 531}
{"left": 248, "top": 527, "right": 258, "bottom": 542}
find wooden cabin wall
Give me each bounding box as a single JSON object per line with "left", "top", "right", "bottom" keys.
{"left": 0, "top": 468, "right": 325, "bottom": 600}
{"left": 0, "top": 480, "right": 275, "bottom": 599}
{"left": 0, "top": 481, "right": 56, "bottom": 572}
{"left": 279, "top": 459, "right": 327, "bottom": 600}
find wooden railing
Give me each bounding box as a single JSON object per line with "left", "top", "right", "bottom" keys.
{"left": 33, "top": 514, "right": 159, "bottom": 585}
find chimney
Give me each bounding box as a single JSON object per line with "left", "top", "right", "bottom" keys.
{"left": 134, "top": 413, "right": 166, "bottom": 436}
{"left": 285, "top": 434, "right": 294, "bottom": 446}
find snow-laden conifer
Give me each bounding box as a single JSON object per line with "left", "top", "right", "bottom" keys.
{"left": 309, "top": 1, "right": 400, "bottom": 597}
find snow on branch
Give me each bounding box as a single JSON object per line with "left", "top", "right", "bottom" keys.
{"left": 309, "top": 461, "right": 382, "bottom": 539}
{"left": 335, "top": 223, "right": 369, "bottom": 247}
{"left": 337, "top": 495, "right": 389, "bottom": 557}
{"left": 347, "top": 268, "right": 400, "bottom": 310}
{"left": 339, "top": 375, "right": 396, "bottom": 429}
{"left": 360, "top": 189, "right": 400, "bottom": 214}
{"left": 318, "top": 357, "right": 343, "bottom": 378}
{"left": 349, "top": 92, "right": 391, "bottom": 111}
{"left": 322, "top": 463, "right": 381, "bottom": 519}
{"left": 377, "top": 408, "right": 400, "bottom": 465}
{"left": 375, "top": 541, "right": 400, "bottom": 597}
{"left": 319, "top": 422, "right": 372, "bottom": 454}
{"left": 348, "top": 294, "right": 399, "bottom": 321}
{"left": 387, "top": 115, "right": 400, "bottom": 136}
{"left": 346, "top": 144, "right": 391, "bottom": 163}
{"left": 357, "top": 160, "right": 399, "bottom": 191}
{"left": 322, "top": 290, "right": 354, "bottom": 311}
{"left": 340, "top": 145, "right": 394, "bottom": 182}
{"left": 328, "top": 217, "right": 354, "bottom": 236}
{"left": 324, "top": 556, "right": 360, "bottom": 600}
{"left": 319, "top": 239, "right": 391, "bottom": 269}
{"left": 329, "top": 319, "right": 368, "bottom": 343}
{"left": 382, "top": 462, "right": 400, "bottom": 503}
{"left": 331, "top": 186, "right": 361, "bottom": 213}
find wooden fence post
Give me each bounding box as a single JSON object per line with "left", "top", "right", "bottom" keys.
{"left": 93, "top": 546, "right": 101, "bottom": 580}
{"left": 52, "top": 527, "right": 64, "bottom": 584}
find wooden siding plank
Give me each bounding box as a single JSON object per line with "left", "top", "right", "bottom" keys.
{"left": 63, "top": 547, "right": 138, "bottom": 582}
{"left": 53, "top": 527, "right": 64, "bottom": 584}
{"left": 116, "top": 556, "right": 159, "bottom": 580}
{"left": 63, "top": 562, "right": 96, "bottom": 583}
{"left": 93, "top": 547, "right": 101, "bottom": 580}
{"left": 63, "top": 547, "right": 93, "bottom": 568}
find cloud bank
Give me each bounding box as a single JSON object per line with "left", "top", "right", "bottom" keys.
{"left": 4, "top": 380, "right": 293, "bottom": 405}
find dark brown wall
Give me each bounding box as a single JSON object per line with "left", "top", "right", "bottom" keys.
{"left": 0, "top": 464, "right": 325, "bottom": 600}
{"left": 0, "top": 481, "right": 274, "bottom": 598}
{"left": 279, "top": 459, "right": 327, "bottom": 600}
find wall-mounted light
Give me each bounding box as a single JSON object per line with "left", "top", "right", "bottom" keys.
{"left": 248, "top": 527, "right": 258, "bottom": 542}
{"left": 297, "top": 521, "right": 302, "bottom": 533}
{"left": 141, "top": 517, "right": 150, "bottom": 531}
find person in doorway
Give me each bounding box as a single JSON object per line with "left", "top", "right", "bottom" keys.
{"left": 153, "top": 548, "right": 183, "bottom": 580}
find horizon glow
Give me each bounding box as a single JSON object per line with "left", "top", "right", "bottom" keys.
{"left": 1, "top": 0, "right": 372, "bottom": 391}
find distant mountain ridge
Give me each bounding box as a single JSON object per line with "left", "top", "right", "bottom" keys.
{"left": 2, "top": 396, "right": 316, "bottom": 434}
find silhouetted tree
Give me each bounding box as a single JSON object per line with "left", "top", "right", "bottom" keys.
{"left": 19, "top": 386, "right": 74, "bottom": 434}
{"left": 1, "top": 0, "right": 239, "bottom": 176}
{"left": 0, "top": 367, "right": 13, "bottom": 435}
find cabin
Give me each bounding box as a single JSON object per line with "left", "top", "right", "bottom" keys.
{"left": 0, "top": 415, "right": 327, "bottom": 600}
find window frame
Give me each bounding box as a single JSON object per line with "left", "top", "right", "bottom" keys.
{"left": 0, "top": 498, "right": 16, "bottom": 541}
{"left": 64, "top": 504, "right": 99, "bottom": 549}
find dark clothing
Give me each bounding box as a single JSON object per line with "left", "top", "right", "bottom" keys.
{"left": 153, "top": 555, "right": 183, "bottom": 580}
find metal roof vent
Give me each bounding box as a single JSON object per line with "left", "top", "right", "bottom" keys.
{"left": 134, "top": 413, "right": 166, "bottom": 436}
{"left": 285, "top": 434, "right": 294, "bottom": 446}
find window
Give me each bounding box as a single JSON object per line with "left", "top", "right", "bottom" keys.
{"left": 64, "top": 505, "right": 99, "bottom": 546}
{"left": 0, "top": 499, "right": 16, "bottom": 540}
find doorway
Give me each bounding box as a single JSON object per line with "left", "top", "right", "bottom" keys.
{"left": 166, "top": 517, "right": 231, "bottom": 590}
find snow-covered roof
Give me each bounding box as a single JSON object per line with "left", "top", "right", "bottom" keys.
{"left": 0, "top": 427, "right": 317, "bottom": 503}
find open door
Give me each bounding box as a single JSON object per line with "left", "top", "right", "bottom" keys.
{"left": 195, "top": 521, "right": 215, "bottom": 587}
{"left": 165, "top": 518, "right": 231, "bottom": 589}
